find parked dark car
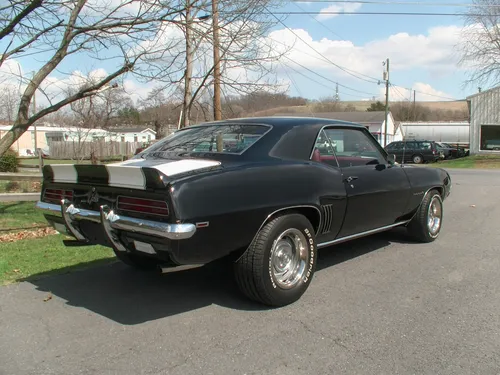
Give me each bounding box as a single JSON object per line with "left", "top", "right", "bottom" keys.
{"left": 36, "top": 117, "right": 452, "bottom": 307}
{"left": 435, "top": 142, "right": 466, "bottom": 159}
{"left": 384, "top": 140, "right": 441, "bottom": 164}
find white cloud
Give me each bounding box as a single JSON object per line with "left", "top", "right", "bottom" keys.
{"left": 0, "top": 59, "right": 24, "bottom": 88}
{"left": 268, "top": 25, "right": 464, "bottom": 95}
{"left": 317, "top": 2, "right": 363, "bottom": 21}
{"left": 123, "top": 79, "right": 153, "bottom": 103}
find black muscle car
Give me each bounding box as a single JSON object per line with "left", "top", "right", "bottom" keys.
{"left": 36, "top": 117, "right": 452, "bottom": 307}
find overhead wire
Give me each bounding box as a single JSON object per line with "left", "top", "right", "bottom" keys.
{"left": 282, "top": 60, "right": 379, "bottom": 99}
{"left": 390, "top": 83, "right": 459, "bottom": 101}
{"left": 267, "top": 6, "right": 464, "bottom": 101}
{"left": 221, "top": 10, "right": 500, "bottom": 17}
{"left": 283, "top": 55, "right": 380, "bottom": 96}
{"left": 262, "top": 5, "right": 381, "bottom": 84}
{"left": 291, "top": 1, "right": 345, "bottom": 40}
{"left": 289, "top": 0, "right": 500, "bottom": 7}
{"left": 279, "top": 62, "right": 317, "bottom": 116}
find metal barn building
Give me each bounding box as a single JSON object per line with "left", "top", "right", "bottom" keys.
{"left": 399, "top": 121, "right": 470, "bottom": 146}
{"left": 467, "top": 86, "right": 500, "bottom": 154}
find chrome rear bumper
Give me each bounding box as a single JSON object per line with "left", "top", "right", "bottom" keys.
{"left": 36, "top": 201, "right": 196, "bottom": 241}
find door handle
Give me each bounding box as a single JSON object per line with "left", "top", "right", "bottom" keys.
{"left": 344, "top": 176, "right": 359, "bottom": 183}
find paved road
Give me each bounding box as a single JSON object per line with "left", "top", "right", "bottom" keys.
{"left": 1, "top": 168, "right": 500, "bottom": 375}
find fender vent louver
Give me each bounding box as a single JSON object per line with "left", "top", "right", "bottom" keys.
{"left": 319, "top": 204, "right": 334, "bottom": 234}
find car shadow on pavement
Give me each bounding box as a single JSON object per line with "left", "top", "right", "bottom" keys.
{"left": 26, "top": 227, "right": 415, "bottom": 325}
{"left": 316, "top": 226, "right": 416, "bottom": 272}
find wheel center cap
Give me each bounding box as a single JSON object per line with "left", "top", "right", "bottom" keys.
{"left": 274, "top": 241, "right": 293, "bottom": 271}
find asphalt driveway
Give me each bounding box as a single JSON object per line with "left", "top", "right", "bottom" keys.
{"left": 1, "top": 168, "right": 500, "bottom": 375}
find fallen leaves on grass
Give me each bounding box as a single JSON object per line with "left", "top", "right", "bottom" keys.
{"left": 0, "top": 227, "right": 57, "bottom": 242}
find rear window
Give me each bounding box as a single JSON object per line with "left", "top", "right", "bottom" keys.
{"left": 138, "top": 124, "right": 270, "bottom": 158}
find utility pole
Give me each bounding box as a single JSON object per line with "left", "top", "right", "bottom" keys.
{"left": 181, "top": 0, "right": 193, "bottom": 128}
{"left": 383, "top": 58, "right": 390, "bottom": 147}
{"left": 413, "top": 90, "right": 416, "bottom": 120}
{"left": 33, "top": 85, "right": 37, "bottom": 153}
{"left": 335, "top": 83, "right": 339, "bottom": 101}
{"left": 212, "top": 0, "right": 222, "bottom": 121}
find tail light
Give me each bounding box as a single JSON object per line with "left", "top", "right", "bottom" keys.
{"left": 117, "top": 196, "right": 169, "bottom": 217}
{"left": 43, "top": 189, "right": 73, "bottom": 204}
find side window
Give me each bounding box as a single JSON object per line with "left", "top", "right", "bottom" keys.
{"left": 311, "top": 129, "right": 338, "bottom": 167}
{"left": 405, "top": 142, "right": 416, "bottom": 150}
{"left": 419, "top": 141, "right": 432, "bottom": 150}
{"left": 323, "top": 128, "right": 386, "bottom": 168}
{"left": 387, "top": 142, "right": 402, "bottom": 151}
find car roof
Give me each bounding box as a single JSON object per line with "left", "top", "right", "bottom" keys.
{"left": 189, "top": 116, "right": 367, "bottom": 129}
{"left": 150, "top": 116, "right": 375, "bottom": 162}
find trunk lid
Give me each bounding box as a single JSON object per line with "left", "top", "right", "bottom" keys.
{"left": 42, "top": 158, "right": 222, "bottom": 190}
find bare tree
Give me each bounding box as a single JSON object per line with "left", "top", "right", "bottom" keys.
{"left": 68, "top": 85, "right": 133, "bottom": 130}
{"left": 0, "top": 85, "right": 19, "bottom": 122}
{"left": 138, "top": 86, "right": 179, "bottom": 138}
{"left": 0, "top": 0, "right": 188, "bottom": 156}
{"left": 135, "top": 0, "right": 289, "bottom": 127}
{"left": 459, "top": 0, "right": 500, "bottom": 88}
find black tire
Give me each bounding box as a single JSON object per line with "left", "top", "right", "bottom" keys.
{"left": 234, "top": 213, "right": 317, "bottom": 307}
{"left": 113, "top": 249, "right": 162, "bottom": 271}
{"left": 407, "top": 189, "right": 443, "bottom": 243}
{"left": 412, "top": 154, "right": 424, "bottom": 164}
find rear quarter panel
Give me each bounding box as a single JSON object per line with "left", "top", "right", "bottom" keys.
{"left": 167, "top": 161, "right": 347, "bottom": 264}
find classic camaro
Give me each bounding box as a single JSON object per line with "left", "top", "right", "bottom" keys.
{"left": 36, "top": 117, "right": 451, "bottom": 306}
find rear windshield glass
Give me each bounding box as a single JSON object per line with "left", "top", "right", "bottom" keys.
{"left": 138, "top": 124, "right": 270, "bottom": 158}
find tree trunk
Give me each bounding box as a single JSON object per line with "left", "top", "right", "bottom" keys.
{"left": 181, "top": 0, "right": 193, "bottom": 128}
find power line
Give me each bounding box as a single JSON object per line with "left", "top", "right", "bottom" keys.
{"left": 390, "top": 83, "right": 459, "bottom": 101}
{"left": 291, "top": 1, "right": 345, "bottom": 40}
{"left": 280, "top": 62, "right": 317, "bottom": 116}
{"left": 390, "top": 84, "right": 409, "bottom": 101}
{"left": 263, "top": 6, "right": 381, "bottom": 83}
{"left": 221, "top": 10, "right": 500, "bottom": 16}
{"left": 290, "top": 0, "right": 500, "bottom": 7}
{"left": 269, "top": 35, "right": 382, "bottom": 84}
{"left": 283, "top": 55, "right": 380, "bottom": 96}
{"left": 290, "top": 6, "right": 385, "bottom": 84}
{"left": 282, "top": 61, "right": 382, "bottom": 100}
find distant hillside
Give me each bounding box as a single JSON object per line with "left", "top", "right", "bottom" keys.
{"left": 246, "top": 100, "right": 469, "bottom": 122}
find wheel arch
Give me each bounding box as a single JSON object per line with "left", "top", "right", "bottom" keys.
{"left": 259, "top": 205, "right": 322, "bottom": 237}
{"left": 406, "top": 185, "right": 444, "bottom": 224}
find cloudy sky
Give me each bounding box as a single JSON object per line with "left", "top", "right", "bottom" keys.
{"left": 0, "top": 0, "right": 483, "bottom": 107}
{"left": 265, "top": 0, "right": 476, "bottom": 102}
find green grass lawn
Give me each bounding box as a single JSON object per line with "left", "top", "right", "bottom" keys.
{"left": 0, "top": 202, "right": 46, "bottom": 231}
{"left": 429, "top": 155, "right": 500, "bottom": 169}
{"left": 0, "top": 234, "right": 114, "bottom": 285}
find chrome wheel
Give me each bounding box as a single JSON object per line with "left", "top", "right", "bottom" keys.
{"left": 270, "top": 228, "right": 308, "bottom": 289}
{"left": 427, "top": 195, "right": 442, "bottom": 237}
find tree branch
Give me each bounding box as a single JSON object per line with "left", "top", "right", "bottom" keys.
{"left": 0, "top": 0, "right": 43, "bottom": 40}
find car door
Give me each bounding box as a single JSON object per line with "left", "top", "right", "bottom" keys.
{"left": 321, "top": 126, "right": 412, "bottom": 238}
{"left": 402, "top": 141, "right": 416, "bottom": 163}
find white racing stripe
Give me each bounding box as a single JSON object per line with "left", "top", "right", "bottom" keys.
{"left": 106, "top": 165, "right": 147, "bottom": 190}
{"left": 49, "top": 158, "right": 220, "bottom": 190}
{"left": 152, "top": 159, "right": 221, "bottom": 176}
{"left": 51, "top": 164, "right": 78, "bottom": 183}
